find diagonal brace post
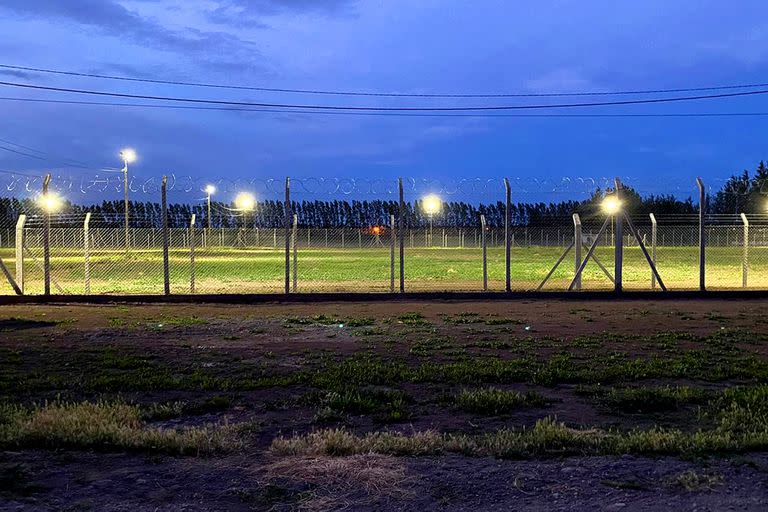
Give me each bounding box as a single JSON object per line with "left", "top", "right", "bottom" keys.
{"left": 622, "top": 211, "right": 667, "bottom": 291}
{"left": 537, "top": 241, "right": 574, "bottom": 291}
{"left": 568, "top": 216, "right": 611, "bottom": 291}
{"left": 0, "top": 257, "right": 21, "bottom": 295}
{"left": 584, "top": 246, "right": 614, "bottom": 284}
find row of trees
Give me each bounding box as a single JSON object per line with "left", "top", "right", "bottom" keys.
{"left": 0, "top": 195, "right": 693, "bottom": 229}
{"left": 711, "top": 161, "right": 768, "bottom": 214}
{"left": 1, "top": 162, "right": 767, "bottom": 228}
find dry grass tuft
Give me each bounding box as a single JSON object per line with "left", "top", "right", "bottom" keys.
{"left": 271, "top": 406, "right": 768, "bottom": 460}
{"left": 265, "top": 454, "right": 411, "bottom": 510}
{"left": 0, "top": 401, "right": 239, "bottom": 455}
{"left": 667, "top": 470, "right": 723, "bottom": 491}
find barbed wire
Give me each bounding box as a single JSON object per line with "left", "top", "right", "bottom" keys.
{"left": 0, "top": 171, "right": 761, "bottom": 201}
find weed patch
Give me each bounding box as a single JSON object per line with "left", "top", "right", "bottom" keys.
{"left": 396, "top": 312, "right": 430, "bottom": 326}
{"left": 455, "top": 387, "right": 547, "bottom": 415}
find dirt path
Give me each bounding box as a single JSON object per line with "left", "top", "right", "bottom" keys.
{"left": 2, "top": 297, "right": 766, "bottom": 338}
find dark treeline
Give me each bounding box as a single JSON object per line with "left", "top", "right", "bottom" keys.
{"left": 0, "top": 194, "right": 694, "bottom": 229}
{"left": 711, "top": 161, "right": 768, "bottom": 214}
{"left": 5, "top": 161, "right": 768, "bottom": 229}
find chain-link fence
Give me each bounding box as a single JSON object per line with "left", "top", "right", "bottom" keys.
{"left": 1, "top": 174, "right": 766, "bottom": 295}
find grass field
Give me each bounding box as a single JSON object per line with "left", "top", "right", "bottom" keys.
{"left": 3, "top": 299, "right": 768, "bottom": 509}
{"left": 2, "top": 244, "right": 767, "bottom": 295}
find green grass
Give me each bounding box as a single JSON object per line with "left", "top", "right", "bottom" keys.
{"left": 455, "top": 388, "right": 547, "bottom": 414}
{"left": 3, "top": 244, "right": 766, "bottom": 295}
{"left": 284, "top": 314, "right": 374, "bottom": 327}
{"left": 305, "top": 387, "right": 410, "bottom": 423}
{"left": 141, "top": 396, "right": 231, "bottom": 421}
{"left": 4, "top": 330, "right": 765, "bottom": 395}
{"left": 271, "top": 385, "right": 768, "bottom": 458}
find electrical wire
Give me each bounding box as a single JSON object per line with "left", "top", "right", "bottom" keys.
{"left": 3, "top": 63, "right": 768, "bottom": 98}
{"left": 2, "top": 96, "right": 768, "bottom": 118}
{"left": 0, "top": 144, "right": 49, "bottom": 161}
{"left": 0, "top": 137, "right": 102, "bottom": 169}
{"left": 2, "top": 80, "right": 768, "bottom": 111}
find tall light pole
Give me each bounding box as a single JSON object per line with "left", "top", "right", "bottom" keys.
{"left": 421, "top": 194, "right": 441, "bottom": 247}
{"left": 119, "top": 148, "right": 137, "bottom": 252}
{"left": 39, "top": 184, "right": 62, "bottom": 296}
{"left": 205, "top": 184, "right": 216, "bottom": 247}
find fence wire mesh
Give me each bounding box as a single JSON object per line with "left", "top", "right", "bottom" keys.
{"left": 1, "top": 174, "right": 766, "bottom": 295}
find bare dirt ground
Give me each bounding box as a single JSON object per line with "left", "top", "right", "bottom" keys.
{"left": 2, "top": 298, "right": 768, "bottom": 511}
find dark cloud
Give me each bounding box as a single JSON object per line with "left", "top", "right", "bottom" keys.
{"left": 207, "top": 0, "right": 358, "bottom": 28}
{"left": 0, "top": 0, "right": 264, "bottom": 69}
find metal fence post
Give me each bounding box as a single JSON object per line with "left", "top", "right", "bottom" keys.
{"left": 84, "top": 212, "right": 91, "bottom": 294}
{"left": 481, "top": 214, "right": 487, "bottom": 291}
{"left": 573, "top": 213, "right": 582, "bottom": 291}
{"left": 399, "top": 177, "right": 405, "bottom": 293}
{"left": 741, "top": 212, "right": 749, "bottom": 288}
{"left": 614, "top": 177, "right": 623, "bottom": 293}
{"left": 190, "top": 213, "right": 196, "bottom": 294}
{"left": 162, "top": 176, "right": 170, "bottom": 295}
{"left": 697, "top": 177, "right": 706, "bottom": 291}
{"left": 292, "top": 214, "right": 298, "bottom": 292}
{"left": 504, "top": 178, "right": 511, "bottom": 292}
{"left": 15, "top": 214, "right": 25, "bottom": 294}
{"left": 650, "top": 213, "right": 657, "bottom": 290}
{"left": 284, "top": 177, "right": 291, "bottom": 294}
{"left": 42, "top": 174, "right": 51, "bottom": 296}
{"left": 390, "top": 214, "right": 395, "bottom": 293}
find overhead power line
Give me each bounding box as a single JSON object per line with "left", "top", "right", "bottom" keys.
{"left": 0, "top": 144, "right": 49, "bottom": 161}
{"left": 2, "top": 95, "right": 768, "bottom": 118}
{"left": 2, "top": 80, "right": 768, "bottom": 111}
{"left": 0, "top": 136, "right": 117, "bottom": 170}
{"left": 3, "top": 63, "right": 768, "bottom": 98}
{"left": 0, "top": 137, "right": 98, "bottom": 169}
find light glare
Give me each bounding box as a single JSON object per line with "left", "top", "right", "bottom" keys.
{"left": 421, "top": 194, "right": 442, "bottom": 215}
{"left": 120, "top": 148, "right": 137, "bottom": 164}
{"left": 39, "top": 192, "right": 63, "bottom": 212}
{"left": 234, "top": 192, "right": 256, "bottom": 211}
{"left": 205, "top": 184, "right": 216, "bottom": 195}
{"left": 602, "top": 196, "right": 621, "bottom": 215}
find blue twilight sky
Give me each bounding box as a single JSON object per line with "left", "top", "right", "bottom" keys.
{"left": 1, "top": 0, "right": 768, "bottom": 203}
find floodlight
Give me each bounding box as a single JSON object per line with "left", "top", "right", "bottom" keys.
{"left": 235, "top": 192, "right": 256, "bottom": 211}
{"left": 39, "top": 192, "right": 63, "bottom": 212}
{"left": 601, "top": 196, "right": 621, "bottom": 215}
{"left": 205, "top": 184, "right": 216, "bottom": 195}
{"left": 120, "top": 148, "right": 137, "bottom": 164}
{"left": 421, "top": 194, "right": 442, "bottom": 215}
